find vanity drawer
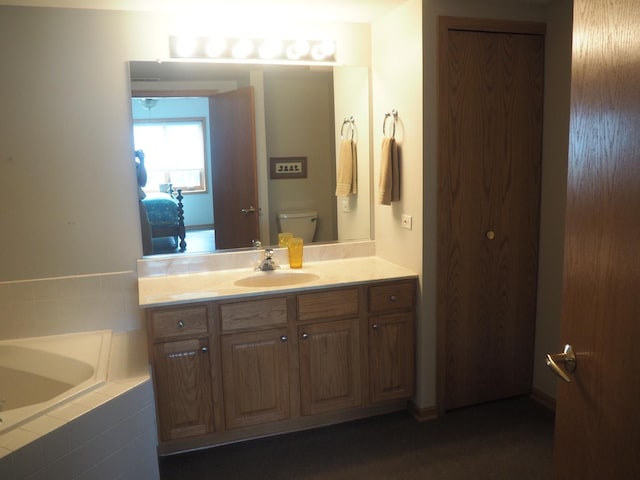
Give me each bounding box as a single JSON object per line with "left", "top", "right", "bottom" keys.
{"left": 221, "top": 297, "right": 287, "bottom": 333}
{"left": 149, "top": 305, "right": 209, "bottom": 340}
{"left": 368, "top": 281, "right": 415, "bottom": 313}
{"left": 297, "top": 288, "right": 359, "bottom": 322}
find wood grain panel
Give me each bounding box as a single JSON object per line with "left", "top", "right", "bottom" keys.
{"left": 299, "top": 319, "right": 361, "bottom": 415}
{"left": 153, "top": 338, "right": 214, "bottom": 441}
{"left": 297, "top": 288, "right": 359, "bottom": 322}
{"left": 553, "top": 0, "right": 640, "bottom": 477}
{"left": 369, "top": 312, "right": 415, "bottom": 403}
{"left": 220, "top": 297, "right": 287, "bottom": 333}
{"left": 438, "top": 19, "right": 544, "bottom": 410}
{"left": 221, "top": 328, "right": 290, "bottom": 429}
{"left": 209, "top": 87, "right": 260, "bottom": 249}
{"left": 368, "top": 282, "right": 415, "bottom": 313}
{"left": 150, "top": 304, "right": 208, "bottom": 340}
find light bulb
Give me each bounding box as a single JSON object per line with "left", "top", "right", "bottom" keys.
{"left": 205, "top": 38, "right": 226, "bottom": 58}
{"left": 175, "top": 36, "right": 198, "bottom": 57}
{"left": 259, "top": 39, "right": 284, "bottom": 60}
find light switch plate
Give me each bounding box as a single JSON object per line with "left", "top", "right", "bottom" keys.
{"left": 401, "top": 214, "right": 412, "bottom": 230}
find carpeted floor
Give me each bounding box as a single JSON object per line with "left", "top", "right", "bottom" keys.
{"left": 159, "top": 396, "right": 555, "bottom": 480}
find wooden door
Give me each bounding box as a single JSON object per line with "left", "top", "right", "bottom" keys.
{"left": 437, "top": 18, "right": 545, "bottom": 410}
{"left": 152, "top": 338, "right": 214, "bottom": 441}
{"left": 221, "top": 328, "right": 290, "bottom": 429}
{"left": 551, "top": 0, "right": 640, "bottom": 477}
{"left": 298, "top": 319, "right": 361, "bottom": 415}
{"left": 209, "top": 87, "right": 260, "bottom": 249}
{"left": 368, "top": 312, "right": 415, "bottom": 403}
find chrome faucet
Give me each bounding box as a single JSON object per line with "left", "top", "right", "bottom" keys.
{"left": 257, "top": 248, "right": 279, "bottom": 271}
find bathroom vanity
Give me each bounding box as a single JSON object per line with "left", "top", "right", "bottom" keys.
{"left": 139, "top": 255, "right": 418, "bottom": 454}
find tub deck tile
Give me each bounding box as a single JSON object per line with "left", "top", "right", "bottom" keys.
{"left": 18, "top": 414, "right": 66, "bottom": 437}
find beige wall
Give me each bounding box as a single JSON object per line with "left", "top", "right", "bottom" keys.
{"left": 0, "top": 1, "right": 571, "bottom": 406}
{"left": 533, "top": 0, "right": 573, "bottom": 400}
{"left": 0, "top": 6, "right": 371, "bottom": 283}
{"left": 371, "top": 0, "right": 426, "bottom": 402}
{"left": 373, "top": 0, "right": 567, "bottom": 412}
{"left": 264, "top": 70, "right": 337, "bottom": 245}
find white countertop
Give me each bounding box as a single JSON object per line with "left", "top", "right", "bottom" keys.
{"left": 138, "top": 256, "right": 418, "bottom": 307}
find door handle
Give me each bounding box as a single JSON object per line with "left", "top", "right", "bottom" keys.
{"left": 241, "top": 206, "right": 257, "bottom": 214}
{"left": 545, "top": 344, "right": 576, "bottom": 383}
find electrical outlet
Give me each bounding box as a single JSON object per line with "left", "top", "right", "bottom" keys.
{"left": 401, "top": 214, "right": 412, "bottom": 230}
{"left": 341, "top": 198, "right": 351, "bottom": 213}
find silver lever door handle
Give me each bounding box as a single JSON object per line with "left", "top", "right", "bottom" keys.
{"left": 241, "top": 206, "right": 257, "bottom": 214}
{"left": 545, "top": 344, "right": 576, "bottom": 383}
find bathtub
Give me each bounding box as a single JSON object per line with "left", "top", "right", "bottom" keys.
{"left": 0, "top": 330, "right": 112, "bottom": 434}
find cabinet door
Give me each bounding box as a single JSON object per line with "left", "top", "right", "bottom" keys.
{"left": 152, "top": 337, "right": 214, "bottom": 441}
{"left": 299, "top": 319, "right": 361, "bottom": 415}
{"left": 221, "top": 328, "right": 290, "bottom": 429}
{"left": 369, "top": 312, "right": 415, "bottom": 403}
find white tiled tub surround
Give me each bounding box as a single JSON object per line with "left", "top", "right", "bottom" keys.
{"left": 0, "top": 331, "right": 159, "bottom": 480}
{"left": 0, "top": 271, "right": 159, "bottom": 479}
{"left": 0, "top": 271, "right": 143, "bottom": 340}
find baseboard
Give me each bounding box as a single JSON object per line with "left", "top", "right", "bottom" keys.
{"left": 408, "top": 400, "right": 438, "bottom": 422}
{"left": 531, "top": 388, "right": 556, "bottom": 412}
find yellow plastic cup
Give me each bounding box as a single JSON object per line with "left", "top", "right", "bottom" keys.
{"left": 278, "top": 232, "right": 293, "bottom": 248}
{"left": 287, "top": 237, "right": 304, "bottom": 268}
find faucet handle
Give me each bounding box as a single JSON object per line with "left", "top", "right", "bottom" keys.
{"left": 252, "top": 239, "right": 262, "bottom": 248}
{"left": 264, "top": 248, "right": 274, "bottom": 259}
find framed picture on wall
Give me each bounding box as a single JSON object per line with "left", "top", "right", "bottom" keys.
{"left": 270, "top": 157, "right": 307, "bottom": 179}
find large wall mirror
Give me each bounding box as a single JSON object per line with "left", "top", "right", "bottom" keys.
{"left": 130, "top": 61, "right": 371, "bottom": 256}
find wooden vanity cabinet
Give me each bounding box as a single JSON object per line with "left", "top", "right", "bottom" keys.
{"left": 147, "top": 304, "right": 217, "bottom": 442}
{"left": 145, "top": 277, "right": 417, "bottom": 453}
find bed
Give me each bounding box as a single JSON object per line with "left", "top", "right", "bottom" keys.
{"left": 141, "top": 190, "right": 186, "bottom": 251}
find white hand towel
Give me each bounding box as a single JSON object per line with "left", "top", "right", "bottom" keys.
{"left": 335, "top": 139, "right": 358, "bottom": 196}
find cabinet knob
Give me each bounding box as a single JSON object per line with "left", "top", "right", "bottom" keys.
{"left": 177, "top": 320, "right": 185, "bottom": 328}
{"left": 301, "top": 333, "right": 309, "bottom": 340}
{"left": 201, "top": 346, "right": 208, "bottom": 353}
{"left": 280, "top": 335, "right": 288, "bottom": 343}
{"left": 389, "top": 295, "right": 397, "bottom": 302}
{"left": 372, "top": 324, "right": 379, "bottom": 330}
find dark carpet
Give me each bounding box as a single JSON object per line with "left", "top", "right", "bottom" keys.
{"left": 159, "top": 396, "right": 554, "bottom": 480}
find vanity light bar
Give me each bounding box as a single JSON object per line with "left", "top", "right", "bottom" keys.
{"left": 169, "top": 36, "right": 336, "bottom": 63}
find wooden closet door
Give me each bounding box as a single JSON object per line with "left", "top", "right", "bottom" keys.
{"left": 438, "top": 19, "right": 545, "bottom": 410}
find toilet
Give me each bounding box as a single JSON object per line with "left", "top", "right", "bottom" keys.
{"left": 278, "top": 210, "right": 318, "bottom": 243}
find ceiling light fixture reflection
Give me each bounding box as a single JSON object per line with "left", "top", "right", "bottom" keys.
{"left": 259, "top": 39, "right": 284, "bottom": 60}
{"left": 286, "top": 39, "right": 310, "bottom": 60}
{"left": 169, "top": 36, "right": 336, "bottom": 64}
{"left": 175, "top": 36, "right": 198, "bottom": 57}
{"left": 231, "top": 39, "right": 254, "bottom": 59}
{"left": 205, "top": 38, "right": 226, "bottom": 58}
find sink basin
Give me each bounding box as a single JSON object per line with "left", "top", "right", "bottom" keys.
{"left": 234, "top": 271, "right": 320, "bottom": 288}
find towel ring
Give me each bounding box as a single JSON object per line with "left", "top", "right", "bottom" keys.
{"left": 341, "top": 116, "right": 355, "bottom": 141}
{"left": 383, "top": 109, "right": 398, "bottom": 139}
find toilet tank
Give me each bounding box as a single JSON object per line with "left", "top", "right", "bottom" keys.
{"left": 278, "top": 210, "right": 318, "bottom": 243}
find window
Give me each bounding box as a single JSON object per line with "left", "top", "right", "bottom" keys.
{"left": 133, "top": 118, "right": 207, "bottom": 193}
